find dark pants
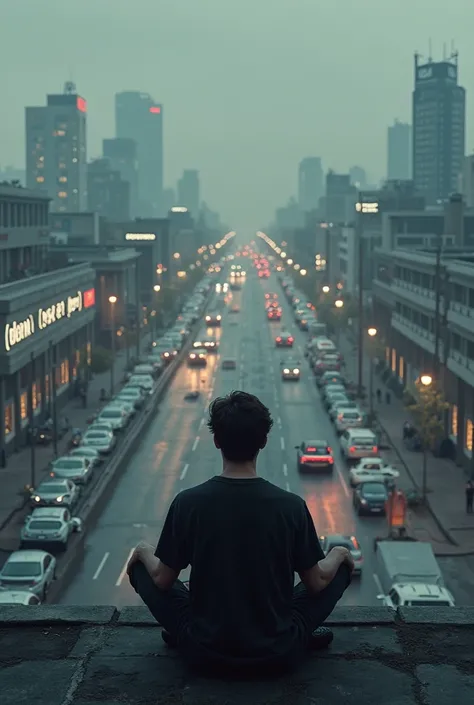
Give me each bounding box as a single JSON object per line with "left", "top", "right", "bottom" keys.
{"left": 467, "top": 496, "right": 473, "bottom": 513}
{"left": 129, "top": 562, "right": 351, "bottom": 670}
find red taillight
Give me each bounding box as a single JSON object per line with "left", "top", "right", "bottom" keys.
{"left": 288, "top": 337, "right": 294, "bottom": 342}
{"left": 276, "top": 337, "right": 282, "bottom": 342}
{"left": 350, "top": 446, "right": 356, "bottom": 453}
{"left": 372, "top": 446, "right": 378, "bottom": 453}
{"left": 327, "top": 447, "right": 332, "bottom": 453}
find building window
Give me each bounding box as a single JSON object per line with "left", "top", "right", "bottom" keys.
{"left": 398, "top": 356, "right": 405, "bottom": 381}
{"left": 466, "top": 418, "right": 473, "bottom": 453}
{"left": 5, "top": 403, "right": 14, "bottom": 436}
{"left": 36, "top": 176, "right": 45, "bottom": 183}
{"left": 86, "top": 342, "right": 92, "bottom": 365}
{"left": 75, "top": 350, "right": 81, "bottom": 366}
{"left": 451, "top": 405, "right": 458, "bottom": 438}
{"left": 20, "top": 391, "right": 28, "bottom": 421}
{"left": 58, "top": 191, "right": 68, "bottom": 198}
{"left": 57, "top": 359, "right": 69, "bottom": 387}
{"left": 32, "top": 382, "right": 41, "bottom": 412}
{"left": 391, "top": 349, "right": 397, "bottom": 373}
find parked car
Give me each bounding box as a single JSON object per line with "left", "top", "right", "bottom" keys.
{"left": 20, "top": 507, "right": 82, "bottom": 551}
{"left": 334, "top": 408, "right": 364, "bottom": 434}
{"left": 107, "top": 398, "right": 136, "bottom": 419}
{"left": 96, "top": 406, "right": 130, "bottom": 432}
{"left": 349, "top": 465, "right": 400, "bottom": 487}
{"left": 340, "top": 428, "right": 378, "bottom": 463}
{"left": 0, "top": 590, "right": 42, "bottom": 605}
{"left": 116, "top": 387, "right": 145, "bottom": 409}
{"left": 50, "top": 456, "right": 92, "bottom": 485}
{"left": 328, "top": 400, "right": 358, "bottom": 420}
{"left": 69, "top": 446, "right": 102, "bottom": 467}
{"left": 30, "top": 478, "right": 80, "bottom": 510}
{"left": 127, "top": 374, "right": 154, "bottom": 394}
{"left": 82, "top": 429, "right": 116, "bottom": 454}
{"left": 0, "top": 550, "right": 56, "bottom": 601}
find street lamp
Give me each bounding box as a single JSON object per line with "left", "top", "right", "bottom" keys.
{"left": 419, "top": 373, "right": 433, "bottom": 502}
{"left": 300, "top": 269, "right": 307, "bottom": 276}
{"left": 322, "top": 285, "right": 330, "bottom": 294}
{"left": 108, "top": 295, "right": 117, "bottom": 397}
{"left": 153, "top": 285, "right": 161, "bottom": 339}
{"left": 367, "top": 327, "right": 377, "bottom": 416}
{"left": 334, "top": 299, "right": 344, "bottom": 308}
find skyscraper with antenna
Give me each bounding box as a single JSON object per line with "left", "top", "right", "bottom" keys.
{"left": 412, "top": 48, "right": 465, "bottom": 205}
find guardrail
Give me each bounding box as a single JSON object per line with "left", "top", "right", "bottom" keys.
{"left": 44, "top": 289, "right": 214, "bottom": 602}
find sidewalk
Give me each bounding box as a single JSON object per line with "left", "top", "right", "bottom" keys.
{"left": 338, "top": 331, "right": 474, "bottom": 556}
{"left": 0, "top": 336, "right": 149, "bottom": 552}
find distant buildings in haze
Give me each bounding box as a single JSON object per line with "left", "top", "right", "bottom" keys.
{"left": 387, "top": 120, "right": 412, "bottom": 181}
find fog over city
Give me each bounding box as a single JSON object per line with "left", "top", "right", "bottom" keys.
{"left": 1, "top": 0, "right": 474, "bottom": 227}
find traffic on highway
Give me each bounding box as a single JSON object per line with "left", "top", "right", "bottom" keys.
{"left": 0, "top": 241, "right": 470, "bottom": 608}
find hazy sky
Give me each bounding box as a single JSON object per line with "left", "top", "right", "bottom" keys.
{"left": 1, "top": 1, "right": 473, "bottom": 229}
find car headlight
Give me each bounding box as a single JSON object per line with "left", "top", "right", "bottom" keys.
{"left": 34, "top": 496, "right": 40, "bottom": 502}
{"left": 293, "top": 368, "right": 300, "bottom": 374}
{"left": 190, "top": 354, "right": 196, "bottom": 359}
{"left": 56, "top": 496, "right": 63, "bottom": 502}
{"left": 283, "top": 368, "right": 290, "bottom": 374}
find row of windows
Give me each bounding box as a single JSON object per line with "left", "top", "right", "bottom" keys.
{"left": 0, "top": 200, "right": 49, "bottom": 228}
{"left": 450, "top": 406, "right": 473, "bottom": 453}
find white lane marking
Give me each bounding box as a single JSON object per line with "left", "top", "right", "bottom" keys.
{"left": 280, "top": 436, "right": 285, "bottom": 451}
{"left": 277, "top": 416, "right": 282, "bottom": 427}
{"left": 93, "top": 552, "right": 109, "bottom": 580}
{"left": 282, "top": 463, "right": 288, "bottom": 477}
{"left": 285, "top": 481, "right": 291, "bottom": 492}
{"left": 373, "top": 572, "right": 384, "bottom": 595}
{"left": 270, "top": 365, "right": 274, "bottom": 375}
{"left": 199, "top": 417, "right": 204, "bottom": 429}
{"left": 115, "top": 548, "right": 135, "bottom": 587}
{"left": 335, "top": 463, "right": 350, "bottom": 498}
{"left": 180, "top": 463, "right": 189, "bottom": 481}
{"left": 192, "top": 436, "right": 200, "bottom": 452}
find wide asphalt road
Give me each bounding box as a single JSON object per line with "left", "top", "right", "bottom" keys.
{"left": 58, "top": 263, "right": 472, "bottom": 607}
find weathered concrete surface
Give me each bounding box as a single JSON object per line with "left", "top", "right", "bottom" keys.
{"left": 0, "top": 606, "right": 474, "bottom": 704}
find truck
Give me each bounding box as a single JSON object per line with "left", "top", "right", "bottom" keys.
{"left": 374, "top": 540, "right": 455, "bottom": 608}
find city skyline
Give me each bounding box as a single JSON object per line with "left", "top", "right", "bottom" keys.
{"left": 2, "top": 1, "right": 474, "bottom": 228}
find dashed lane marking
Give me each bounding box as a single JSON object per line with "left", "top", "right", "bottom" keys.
{"left": 280, "top": 436, "right": 285, "bottom": 451}
{"left": 285, "top": 482, "right": 291, "bottom": 492}
{"left": 180, "top": 463, "right": 189, "bottom": 481}
{"left": 93, "top": 552, "right": 109, "bottom": 581}
{"left": 192, "top": 436, "right": 200, "bottom": 452}
{"left": 115, "top": 548, "right": 135, "bottom": 587}
{"left": 282, "top": 463, "right": 288, "bottom": 477}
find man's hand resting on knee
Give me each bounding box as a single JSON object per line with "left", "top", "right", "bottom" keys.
{"left": 300, "top": 546, "right": 354, "bottom": 594}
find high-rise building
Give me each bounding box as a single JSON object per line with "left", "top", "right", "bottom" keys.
{"left": 115, "top": 91, "right": 163, "bottom": 217}
{"left": 102, "top": 138, "right": 138, "bottom": 217}
{"left": 412, "top": 52, "right": 466, "bottom": 204}
{"left": 298, "top": 157, "right": 323, "bottom": 212}
{"left": 349, "top": 165, "right": 368, "bottom": 189}
{"left": 26, "top": 82, "right": 87, "bottom": 212}
{"left": 462, "top": 155, "right": 474, "bottom": 208}
{"left": 177, "top": 170, "right": 200, "bottom": 216}
{"left": 387, "top": 120, "right": 411, "bottom": 180}
{"left": 87, "top": 158, "right": 130, "bottom": 222}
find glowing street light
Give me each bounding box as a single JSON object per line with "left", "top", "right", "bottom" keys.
{"left": 368, "top": 327, "right": 377, "bottom": 337}
{"left": 322, "top": 285, "right": 330, "bottom": 294}
{"left": 300, "top": 269, "right": 307, "bottom": 276}
{"left": 108, "top": 295, "right": 117, "bottom": 304}
{"left": 420, "top": 374, "right": 433, "bottom": 387}
{"left": 367, "top": 327, "right": 378, "bottom": 415}
{"left": 108, "top": 295, "right": 118, "bottom": 396}
{"left": 153, "top": 284, "right": 161, "bottom": 293}
{"left": 173, "top": 252, "right": 181, "bottom": 259}
{"left": 287, "top": 258, "right": 294, "bottom": 265}
{"left": 280, "top": 251, "right": 287, "bottom": 258}
{"left": 334, "top": 299, "right": 344, "bottom": 309}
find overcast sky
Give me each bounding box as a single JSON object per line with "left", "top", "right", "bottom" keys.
{"left": 1, "top": 0, "right": 473, "bottom": 229}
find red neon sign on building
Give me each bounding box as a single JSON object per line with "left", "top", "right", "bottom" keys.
{"left": 149, "top": 106, "right": 161, "bottom": 114}
{"left": 77, "top": 97, "right": 87, "bottom": 113}
{"left": 83, "top": 288, "right": 95, "bottom": 308}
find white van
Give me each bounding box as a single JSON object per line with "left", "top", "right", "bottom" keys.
{"left": 340, "top": 428, "right": 378, "bottom": 462}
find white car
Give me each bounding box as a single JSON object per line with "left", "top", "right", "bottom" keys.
{"left": 340, "top": 428, "right": 378, "bottom": 463}
{"left": 334, "top": 408, "right": 364, "bottom": 434}
{"left": 128, "top": 374, "right": 154, "bottom": 394}
{"left": 82, "top": 429, "right": 116, "bottom": 454}
{"left": 353, "top": 457, "right": 389, "bottom": 473}
{"left": 349, "top": 466, "right": 400, "bottom": 487}
{"left": 96, "top": 406, "right": 129, "bottom": 431}
{"left": 0, "top": 590, "right": 42, "bottom": 605}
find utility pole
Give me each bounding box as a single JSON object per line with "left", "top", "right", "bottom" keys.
{"left": 356, "top": 195, "right": 364, "bottom": 397}
{"left": 433, "top": 235, "right": 443, "bottom": 378}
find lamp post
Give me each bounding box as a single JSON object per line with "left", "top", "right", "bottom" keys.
{"left": 367, "top": 327, "right": 377, "bottom": 417}
{"left": 153, "top": 284, "right": 161, "bottom": 340}
{"left": 419, "top": 374, "right": 433, "bottom": 502}
{"left": 109, "top": 296, "right": 117, "bottom": 397}
{"left": 334, "top": 298, "right": 344, "bottom": 347}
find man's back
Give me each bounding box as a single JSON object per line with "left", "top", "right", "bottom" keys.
{"left": 156, "top": 476, "right": 321, "bottom": 662}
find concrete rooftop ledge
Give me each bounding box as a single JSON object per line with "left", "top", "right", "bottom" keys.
{"left": 1, "top": 607, "right": 474, "bottom": 704}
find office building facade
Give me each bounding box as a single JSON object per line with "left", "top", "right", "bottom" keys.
{"left": 102, "top": 138, "right": 139, "bottom": 218}
{"left": 115, "top": 92, "right": 163, "bottom": 217}
{"left": 298, "top": 157, "right": 324, "bottom": 213}
{"left": 387, "top": 120, "right": 411, "bottom": 180}
{"left": 87, "top": 159, "right": 130, "bottom": 222}
{"left": 26, "top": 82, "right": 87, "bottom": 213}
{"left": 177, "top": 170, "right": 200, "bottom": 217}
{"left": 412, "top": 54, "right": 466, "bottom": 205}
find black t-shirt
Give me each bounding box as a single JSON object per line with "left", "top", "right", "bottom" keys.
{"left": 155, "top": 476, "right": 324, "bottom": 662}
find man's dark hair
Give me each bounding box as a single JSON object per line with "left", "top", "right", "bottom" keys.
{"left": 207, "top": 391, "right": 273, "bottom": 462}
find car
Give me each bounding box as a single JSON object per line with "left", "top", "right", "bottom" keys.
{"left": 96, "top": 406, "right": 130, "bottom": 431}
{"left": 128, "top": 374, "right": 154, "bottom": 394}
{"left": 296, "top": 315, "right": 310, "bottom": 331}
{"left": 230, "top": 304, "right": 240, "bottom": 313}
{"left": 222, "top": 358, "right": 237, "bottom": 370}
{"left": 320, "top": 534, "right": 363, "bottom": 574}
{"left": 0, "top": 590, "right": 42, "bottom": 605}
{"left": 349, "top": 465, "right": 400, "bottom": 487}
{"left": 50, "top": 456, "right": 92, "bottom": 485}
{"left": 317, "top": 371, "right": 344, "bottom": 388}
{"left": 116, "top": 387, "right": 146, "bottom": 409}
{"left": 281, "top": 360, "right": 301, "bottom": 380}
{"left": 193, "top": 337, "right": 219, "bottom": 352}
{"left": 0, "top": 550, "right": 56, "bottom": 601}
{"left": 321, "top": 385, "right": 347, "bottom": 404}
{"left": 153, "top": 346, "right": 177, "bottom": 365}
{"left": 328, "top": 400, "right": 358, "bottom": 420}
{"left": 340, "top": 429, "right": 378, "bottom": 463}
{"left": 353, "top": 457, "right": 388, "bottom": 473}
{"left": 265, "top": 300, "right": 279, "bottom": 310}
{"left": 107, "top": 398, "right": 136, "bottom": 419}
{"left": 264, "top": 292, "right": 278, "bottom": 300}
{"left": 295, "top": 441, "right": 334, "bottom": 472}
{"left": 30, "top": 479, "right": 80, "bottom": 510}
{"left": 88, "top": 421, "right": 114, "bottom": 435}
{"left": 188, "top": 348, "right": 208, "bottom": 367}
{"left": 267, "top": 308, "right": 282, "bottom": 321}
{"left": 324, "top": 392, "right": 350, "bottom": 411}
{"left": 20, "top": 507, "right": 82, "bottom": 551}
{"left": 131, "top": 363, "right": 155, "bottom": 378}
{"left": 313, "top": 354, "right": 341, "bottom": 375}
{"left": 82, "top": 429, "right": 116, "bottom": 454}
{"left": 69, "top": 446, "right": 102, "bottom": 467}
{"left": 334, "top": 408, "right": 364, "bottom": 434}
{"left": 275, "top": 332, "right": 294, "bottom": 347}
{"left": 205, "top": 313, "right": 222, "bottom": 326}
{"left": 353, "top": 481, "right": 388, "bottom": 516}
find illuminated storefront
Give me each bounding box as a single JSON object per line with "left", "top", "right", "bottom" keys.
{"left": 0, "top": 262, "right": 96, "bottom": 459}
